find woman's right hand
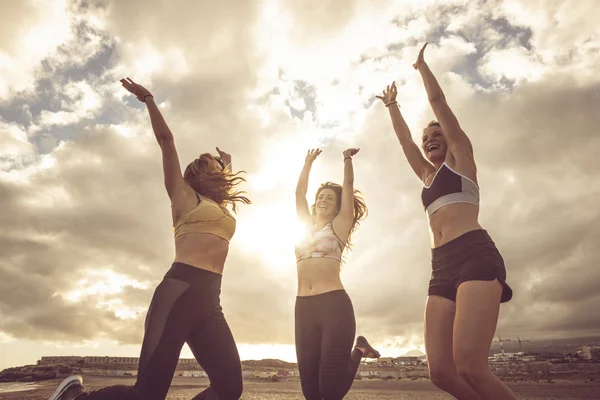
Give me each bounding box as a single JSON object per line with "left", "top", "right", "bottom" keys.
{"left": 305, "top": 148, "right": 322, "bottom": 164}
{"left": 120, "top": 77, "right": 153, "bottom": 103}
{"left": 376, "top": 81, "right": 397, "bottom": 105}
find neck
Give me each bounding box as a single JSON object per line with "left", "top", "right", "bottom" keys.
{"left": 432, "top": 159, "right": 445, "bottom": 170}
{"left": 314, "top": 215, "right": 332, "bottom": 227}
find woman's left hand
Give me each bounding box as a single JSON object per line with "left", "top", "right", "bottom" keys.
{"left": 216, "top": 147, "right": 232, "bottom": 168}
{"left": 343, "top": 148, "right": 360, "bottom": 159}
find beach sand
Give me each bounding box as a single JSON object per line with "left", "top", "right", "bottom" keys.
{"left": 2, "top": 375, "right": 600, "bottom": 399}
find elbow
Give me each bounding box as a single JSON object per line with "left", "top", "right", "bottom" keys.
{"left": 158, "top": 135, "right": 175, "bottom": 147}
{"left": 428, "top": 93, "right": 446, "bottom": 104}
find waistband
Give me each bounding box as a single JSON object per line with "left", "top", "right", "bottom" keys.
{"left": 165, "top": 262, "right": 222, "bottom": 288}
{"left": 432, "top": 229, "right": 494, "bottom": 259}
{"left": 296, "top": 289, "right": 347, "bottom": 301}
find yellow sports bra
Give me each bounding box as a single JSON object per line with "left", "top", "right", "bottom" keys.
{"left": 173, "top": 194, "right": 236, "bottom": 242}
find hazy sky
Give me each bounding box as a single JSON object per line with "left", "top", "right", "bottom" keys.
{"left": 1, "top": 0, "right": 599, "bottom": 369}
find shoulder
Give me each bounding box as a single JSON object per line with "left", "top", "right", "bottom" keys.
{"left": 445, "top": 151, "right": 477, "bottom": 184}
{"left": 171, "top": 184, "right": 199, "bottom": 221}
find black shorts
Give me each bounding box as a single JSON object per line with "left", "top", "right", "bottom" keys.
{"left": 428, "top": 229, "right": 513, "bottom": 303}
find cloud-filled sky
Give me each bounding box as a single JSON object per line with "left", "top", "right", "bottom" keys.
{"left": 1, "top": 0, "right": 599, "bottom": 369}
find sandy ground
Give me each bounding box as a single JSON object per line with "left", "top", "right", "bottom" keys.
{"left": 2, "top": 375, "right": 600, "bottom": 399}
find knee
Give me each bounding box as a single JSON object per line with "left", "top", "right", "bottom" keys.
{"left": 224, "top": 380, "right": 243, "bottom": 400}
{"left": 212, "top": 380, "right": 243, "bottom": 400}
{"left": 319, "top": 382, "right": 344, "bottom": 400}
{"left": 428, "top": 364, "right": 459, "bottom": 391}
{"left": 456, "top": 362, "right": 488, "bottom": 389}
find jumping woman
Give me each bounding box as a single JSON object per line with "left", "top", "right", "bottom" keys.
{"left": 49, "top": 78, "right": 249, "bottom": 400}
{"left": 294, "top": 148, "right": 380, "bottom": 400}
{"left": 377, "top": 44, "right": 516, "bottom": 400}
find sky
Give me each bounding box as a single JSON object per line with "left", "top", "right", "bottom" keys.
{"left": 0, "top": 0, "right": 599, "bottom": 369}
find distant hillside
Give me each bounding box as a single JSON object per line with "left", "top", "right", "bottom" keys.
{"left": 489, "top": 336, "right": 600, "bottom": 355}
{"left": 403, "top": 350, "right": 425, "bottom": 357}
{"left": 0, "top": 364, "right": 74, "bottom": 382}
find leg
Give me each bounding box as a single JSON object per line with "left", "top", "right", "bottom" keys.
{"left": 186, "top": 308, "right": 243, "bottom": 400}
{"left": 76, "top": 278, "right": 192, "bottom": 400}
{"left": 425, "top": 295, "right": 481, "bottom": 400}
{"left": 295, "top": 297, "right": 322, "bottom": 400}
{"left": 318, "top": 291, "right": 357, "bottom": 400}
{"left": 453, "top": 280, "right": 518, "bottom": 400}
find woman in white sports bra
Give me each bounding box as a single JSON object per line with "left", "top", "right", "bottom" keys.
{"left": 294, "top": 148, "right": 380, "bottom": 400}
{"left": 377, "top": 44, "right": 516, "bottom": 400}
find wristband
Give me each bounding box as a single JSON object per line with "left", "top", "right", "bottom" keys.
{"left": 385, "top": 100, "right": 398, "bottom": 107}
{"left": 143, "top": 94, "right": 154, "bottom": 102}
{"left": 344, "top": 157, "right": 352, "bottom": 162}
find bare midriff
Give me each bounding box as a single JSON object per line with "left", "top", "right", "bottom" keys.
{"left": 429, "top": 202, "right": 482, "bottom": 248}
{"left": 173, "top": 233, "right": 229, "bottom": 274}
{"left": 297, "top": 257, "right": 344, "bottom": 297}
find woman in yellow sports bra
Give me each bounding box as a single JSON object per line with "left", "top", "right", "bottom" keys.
{"left": 50, "top": 78, "right": 249, "bottom": 400}
{"left": 294, "top": 148, "right": 380, "bottom": 400}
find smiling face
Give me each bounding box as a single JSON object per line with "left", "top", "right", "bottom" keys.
{"left": 422, "top": 123, "right": 447, "bottom": 163}
{"left": 314, "top": 188, "right": 339, "bottom": 221}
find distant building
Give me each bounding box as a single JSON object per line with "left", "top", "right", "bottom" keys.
{"left": 394, "top": 356, "right": 425, "bottom": 366}
{"left": 577, "top": 346, "right": 600, "bottom": 360}
{"left": 40, "top": 356, "right": 198, "bottom": 368}
{"left": 377, "top": 357, "right": 394, "bottom": 366}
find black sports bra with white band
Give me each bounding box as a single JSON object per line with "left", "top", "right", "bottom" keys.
{"left": 421, "top": 162, "right": 479, "bottom": 218}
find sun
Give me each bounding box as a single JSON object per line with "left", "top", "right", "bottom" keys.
{"left": 234, "top": 204, "right": 310, "bottom": 268}
{"left": 231, "top": 129, "right": 330, "bottom": 269}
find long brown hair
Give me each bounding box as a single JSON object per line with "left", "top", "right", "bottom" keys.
{"left": 183, "top": 153, "right": 250, "bottom": 212}
{"left": 310, "top": 182, "right": 367, "bottom": 250}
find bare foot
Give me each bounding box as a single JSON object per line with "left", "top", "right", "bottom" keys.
{"left": 355, "top": 336, "right": 381, "bottom": 359}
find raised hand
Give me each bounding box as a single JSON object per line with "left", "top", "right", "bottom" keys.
{"left": 216, "top": 147, "right": 232, "bottom": 169}
{"left": 343, "top": 148, "right": 360, "bottom": 159}
{"left": 120, "top": 77, "right": 153, "bottom": 102}
{"left": 413, "top": 43, "right": 428, "bottom": 70}
{"left": 305, "top": 149, "right": 322, "bottom": 164}
{"left": 376, "top": 81, "right": 397, "bottom": 105}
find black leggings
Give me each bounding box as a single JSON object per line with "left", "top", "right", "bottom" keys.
{"left": 76, "top": 262, "right": 242, "bottom": 400}
{"left": 295, "top": 290, "right": 362, "bottom": 400}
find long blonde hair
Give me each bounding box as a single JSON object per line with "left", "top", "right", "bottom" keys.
{"left": 183, "top": 153, "right": 250, "bottom": 212}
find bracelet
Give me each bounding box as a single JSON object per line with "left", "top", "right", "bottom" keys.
{"left": 143, "top": 94, "right": 154, "bottom": 102}
{"left": 344, "top": 157, "right": 352, "bottom": 162}
{"left": 385, "top": 100, "right": 398, "bottom": 107}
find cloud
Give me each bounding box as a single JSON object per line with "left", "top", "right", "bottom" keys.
{"left": 0, "top": 0, "right": 72, "bottom": 100}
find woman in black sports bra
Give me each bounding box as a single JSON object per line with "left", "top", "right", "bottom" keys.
{"left": 294, "top": 148, "right": 380, "bottom": 400}
{"left": 377, "top": 44, "right": 516, "bottom": 400}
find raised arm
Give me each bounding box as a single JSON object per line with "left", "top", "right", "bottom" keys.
{"left": 377, "top": 82, "right": 434, "bottom": 183}
{"left": 120, "top": 78, "right": 186, "bottom": 199}
{"left": 413, "top": 44, "right": 473, "bottom": 155}
{"left": 333, "top": 148, "right": 359, "bottom": 238}
{"left": 296, "top": 149, "right": 321, "bottom": 223}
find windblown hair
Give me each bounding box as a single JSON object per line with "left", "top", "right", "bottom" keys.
{"left": 183, "top": 153, "right": 250, "bottom": 212}
{"left": 310, "top": 182, "right": 367, "bottom": 250}
{"left": 423, "top": 120, "right": 441, "bottom": 134}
